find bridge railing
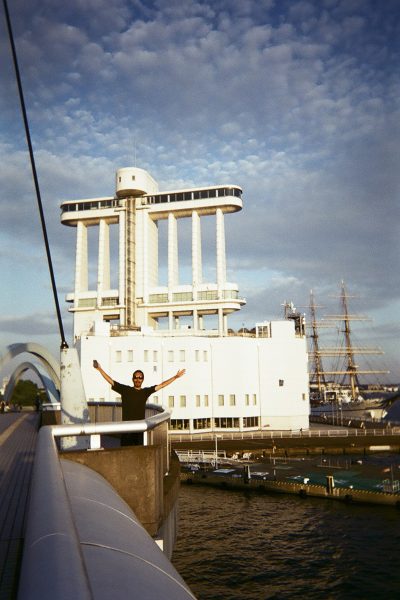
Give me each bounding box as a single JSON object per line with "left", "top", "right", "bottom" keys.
{"left": 56, "top": 403, "right": 171, "bottom": 474}
{"left": 169, "top": 425, "right": 400, "bottom": 443}
{"left": 18, "top": 407, "right": 195, "bottom": 600}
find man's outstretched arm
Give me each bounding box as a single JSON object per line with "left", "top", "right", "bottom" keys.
{"left": 155, "top": 369, "right": 186, "bottom": 392}
{"left": 93, "top": 360, "right": 114, "bottom": 386}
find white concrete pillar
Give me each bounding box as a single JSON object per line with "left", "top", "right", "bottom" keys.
{"left": 74, "top": 221, "right": 88, "bottom": 297}
{"left": 168, "top": 311, "right": 174, "bottom": 331}
{"left": 216, "top": 208, "right": 226, "bottom": 295}
{"left": 97, "top": 219, "right": 110, "bottom": 306}
{"left": 118, "top": 210, "right": 126, "bottom": 324}
{"left": 193, "top": 308, "right": 198, "bottom": 331}
{"left": 218, "top": 308, "right": 224, "bottom": 335}
{"left": 192, "top": 210, "right": 202, "bottom": 293}
{"left": 60, "top": 347, "right": 90, "bottom": 450}
{"left": 141, "top": 212, "right": 149, "bottom": 302}
{"left": 168, "top": 213, "right": 178, "bottom": 298}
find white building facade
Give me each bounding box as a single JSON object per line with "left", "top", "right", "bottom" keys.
{"left": 61, "top": 167, "right": 309, "bottom": 433}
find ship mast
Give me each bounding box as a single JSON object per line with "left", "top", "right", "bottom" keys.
{"left": 341, "top": 281, "right": 360, "bottom": 401}
{"left": 312, "top": 281, "right": 389, "bottom": 402}
{"left": 308, "top": 290, "right": 327, "bottom": 394}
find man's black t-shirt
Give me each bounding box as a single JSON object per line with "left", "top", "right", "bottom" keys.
{"left": 112, "top": 381, "right": 156, "bottom": 420}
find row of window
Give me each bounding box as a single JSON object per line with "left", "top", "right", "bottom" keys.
{"left": 148, "top": 290, "right": 239, "bottom": 304}
{"left": 170, "top": 416, "right": 260, "bottom": 430}
{"left": 61, "top": 187, "right": 242, "bottom": 215}
{"left": 77, "top": 291, "right": 240, "bottom": 309}
{"left": 62, "top": 198, "right": 123, "bottom": 213}
{"left": 77, "top": 297, "right": 119, "bottom": 308}
{"left": 115, "top": 349, "right": 209, "bottom": 363}
{"left": 147, "top": 187, "right": 242, "bottom": 205}
{"left": 167, "top": 393, "right": 257, "bottom": 408}
{"left": 217, "top": 394, "right": 257, "bottom": 407}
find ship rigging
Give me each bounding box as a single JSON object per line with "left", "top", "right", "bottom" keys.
{"left": 308, "top": 281, "right": 389, "bottom": 403}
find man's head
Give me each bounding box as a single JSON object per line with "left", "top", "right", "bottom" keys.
{"left": 132, "top": 370, "right": 144, "bottom": 389}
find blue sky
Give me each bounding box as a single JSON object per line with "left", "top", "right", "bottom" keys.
{"left": 1, "top": 0, "right": 399, "bottom": 380}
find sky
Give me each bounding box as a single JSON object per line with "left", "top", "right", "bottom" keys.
{"left": 0, "top": 0, "right": 399, "bottom": 382}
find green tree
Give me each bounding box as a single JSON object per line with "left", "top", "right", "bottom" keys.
{"left": 9, "top": 380, "right": 46, "bottom": 407}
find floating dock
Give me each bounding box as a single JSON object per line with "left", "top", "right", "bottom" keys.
{"left": 180, "top": 464, "right": 400, "bottom": 508}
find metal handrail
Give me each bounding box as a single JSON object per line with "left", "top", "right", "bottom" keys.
{"left": 52, "top": 403, "right": 171, "bottom": 438}
{"left": 18, "top": 406, "right": 195, "bottom": 600}
{"left": 169, "top": 426, "right": 400, "bottom": 443}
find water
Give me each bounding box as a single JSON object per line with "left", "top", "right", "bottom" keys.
{"left": 172, "top": 484, "right": 400, "bottom": 600}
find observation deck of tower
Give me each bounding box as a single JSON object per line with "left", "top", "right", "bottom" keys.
{"left": 60, "top": 167, "right": 245, "bottom": 338}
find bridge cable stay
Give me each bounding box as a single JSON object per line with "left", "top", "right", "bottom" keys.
{"left": 3, "top": 0, "right": 68, "bottom": 349}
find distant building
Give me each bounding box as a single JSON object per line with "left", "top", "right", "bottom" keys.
{"left": 61, "top": 167, "right": 309, "bottom": 433}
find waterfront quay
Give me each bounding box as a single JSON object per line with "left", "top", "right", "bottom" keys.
{"left": 170, "top": 423, "right": 400, "bottom": 456}
{"left": 172, "top": 423, "right": 400, "bottom": 508}
{"left": 180, "top": 465, "right": 400, "bottom": 507}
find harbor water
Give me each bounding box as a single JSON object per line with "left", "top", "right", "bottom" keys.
{"left": 172, "top": 484, "right": 400, "bottom": 600}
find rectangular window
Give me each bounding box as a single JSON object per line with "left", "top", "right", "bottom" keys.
{"left": 153, "top": 395, "right": 159, "bottom": 404}
{"left": 168, "top": 350, "right": 174, "bottom": 362}
{"left": 153, "top": 350, "right": 158, "bottom": 362}
{"left": 279, "top": 379, "right": 284, "bottom": 387}
{"left": 170, "top": 419, "right": 189, "bottom": 430}
{"left": 196, "top": 395, "right": 201, "bottom": 407}
{"left": 203, "top": 350, "right": 208, "bottom": 361}
{"left": 243, "top": 416, "right": 259, "bottom": 428}
{"left": 116, "top": 351, "right": 122, "bottom": 362}
{"left": 214, "top": 417, "right": 240, "bottom": 428}
{"left": 168, "top": 396, "right": 174, "bottom": 408}
{"left": 245, "top": 394, "right": 250, "bottom": 406}
{"left": 204, "top": 395, "right": 209, "bottom": 407}
{"left": 218, "top": 394, "right": 224, "bottom": 406}
{"left": 144, "top": 350, "right": 149, "bottom": 362}
{"left": 229, "top": 394, "right": 236, "bottom": 406}
{"left": 193, "top": 418, "right": 211, "bottom": 429}
{"left": 127, "top": 350, "right": 133, "bottom": 362}
{"left": 253, "top": 394, "right": 257, "bottom": 405}
{"left": 180, "top": 395, "right": 186, "bottom": 407}
{"left": 180, "top": 350, "right": 185, "bottom": 362}
{"left": 195, "top": 350, "right": 200, "bottom": 362}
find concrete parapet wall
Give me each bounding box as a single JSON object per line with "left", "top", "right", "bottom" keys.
{"left": 62, "top": 445, "right": 164, "bottom": 535}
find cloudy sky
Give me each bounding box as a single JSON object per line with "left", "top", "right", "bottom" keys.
{"left": 1, "top": 0, "right": 399, "bottom": 380}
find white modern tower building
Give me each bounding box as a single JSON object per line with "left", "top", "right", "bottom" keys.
{"left": 61, "top": 167, "right": 309, "bottom": 433}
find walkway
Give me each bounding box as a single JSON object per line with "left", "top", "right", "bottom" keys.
{"left": 0, "top": 412, "right": 39, "bottom": 599}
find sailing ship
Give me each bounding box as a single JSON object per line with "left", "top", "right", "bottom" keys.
{"left": 307, "top": 282, "right": 391, "bottom": 421}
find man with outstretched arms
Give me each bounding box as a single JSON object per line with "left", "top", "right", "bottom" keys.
{"left": 93, "top": 359, "right": 185, "bottom": 445}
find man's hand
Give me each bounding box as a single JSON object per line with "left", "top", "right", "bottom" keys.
{"left": 93, "top": 360, "right": 114, "bottom": 386}
{"left": 155, "top": 368, "right": 186, "bottom": 391}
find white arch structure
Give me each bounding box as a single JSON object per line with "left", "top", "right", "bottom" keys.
{"left": 0, "top": 343, "right": 60, "bottom": 405}
{"left": 4, "top": 361, "right": 60, "bottom": 406}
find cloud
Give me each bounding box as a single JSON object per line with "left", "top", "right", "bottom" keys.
{"left": 1, "top": 0, "right": 399, "bottom": 377}
{"left": 0, "top": 312, "right": 58, "bottom": 336}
